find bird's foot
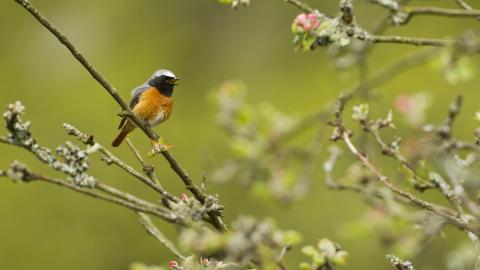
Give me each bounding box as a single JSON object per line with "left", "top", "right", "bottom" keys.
{"left": 147, "top": 137, "right": 174, "bottom": 157}
{"left": 117, "top": 110, "right": 129, "bottom": 117}
{"left": 144, "top": 119, "right": 151, "bottom": 128}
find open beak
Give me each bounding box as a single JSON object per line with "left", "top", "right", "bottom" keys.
{"left": 167, "top": 78, "right": 180, "bottom": 86}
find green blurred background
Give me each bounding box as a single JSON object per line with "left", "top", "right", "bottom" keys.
{"left": 0, "top": 0, "right": 479, "bottom": 269}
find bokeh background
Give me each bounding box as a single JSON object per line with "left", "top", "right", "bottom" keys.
{"left": 1, "top": 0, "right": 479, "bottom": 269}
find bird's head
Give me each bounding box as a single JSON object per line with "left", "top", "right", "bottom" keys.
{"left": 148, "top": 69, "right": 179, "bottom": 96}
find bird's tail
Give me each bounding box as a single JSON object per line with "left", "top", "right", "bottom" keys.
{"left": 113, "top": 118, "right": 136, "bottom": 147}
{"left": 112, "top": 130, "right": 130, "bottom": 147}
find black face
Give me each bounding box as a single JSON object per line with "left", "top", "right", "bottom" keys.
{"left": 148, "top": 75, "right": 179, "bottom": 97}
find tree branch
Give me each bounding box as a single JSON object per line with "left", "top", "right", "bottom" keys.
{"left": 18, "top": 172, "right": 181, "bottom": 224}
{"left": 323, "top": 146, "right": 363, "bottom": 192}
{"left": 284, "top": 0, "right": 313, "bottom": 13}
{"left": 454, "top": 0, "right": 477, "bottom": 17}
{"left": 13, "top": 0, "right": 225, "bottom": 232}
{"left": 138, "top": 212, "right": 186, "bottom": 260}
{"left": 406, "top": 6, "right": 480, "bottom": 18}
{"left": 387, "top": 254, "right": 415, "bottom": 270}
{"left": 360, "top": 34, "right": 452, "bottom": 47}
{"left": 63, "top": 124, "right": 179, "bottom": 203}
{"left": 341, "top": 131, "right": 479, "bottom": 235}
{"left": 126, "top": 138, "right": 158, "bottom": 183}
{"left": 352, "top": 48, "right": 439, "bottom": 95}
{"left": 285, "top": 0, "right": 455, "bottom": 47}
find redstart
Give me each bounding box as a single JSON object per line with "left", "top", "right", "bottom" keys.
{"left": 112, "top": 69, "right": 178, "bottom": 147}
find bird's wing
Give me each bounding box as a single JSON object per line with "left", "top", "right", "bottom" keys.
{"left": 130, "top": 84, "right": 150, "bottom": 108}
{"left": 117, "top": 84, "right": 150, "bottom": 129}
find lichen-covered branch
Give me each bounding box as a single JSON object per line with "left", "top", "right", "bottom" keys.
{"left": 63, "top": 123, "right": 179, "bottom": 203}
{"left": 360, "top": 34, "right": 451, "bottom": 47}
{"left": 13, "top": 0, "right": 225, "bottom": 232}
{"left": 387, "top": 254, "right": 415, "bottom": 270}
{"left": 0, "top": 101, "right": 234, "bottom": 259}
{"left": 406, "top": 6, "right": 480, "bottom": 18}
{"left": 328, "top": 94, "right": 479, "bottom": 235}
{"left": 287, "top": 0, "right": 458, "bottom": 49}
{"left": 369, "top": 0, "right": 480, "bottom": 24}
{"left": 341, "top": 131, "right": 477, "bottom": 234}
{"left": 2, "top": 102, "right": 96, "bottom": 187}
{"left": 1, "top": 161, "right": 180, "bottom": 224}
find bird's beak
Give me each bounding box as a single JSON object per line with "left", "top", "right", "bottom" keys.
{"left": 166, "top": 78, "right": 179, "bottom": 86}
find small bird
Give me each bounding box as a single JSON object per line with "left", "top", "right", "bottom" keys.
{"left": 112, "top": 69, "right": 179, "bottom": 147}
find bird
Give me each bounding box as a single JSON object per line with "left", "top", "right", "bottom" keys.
{"left": 112, "top": 69, "right": 179, "bottom": 148}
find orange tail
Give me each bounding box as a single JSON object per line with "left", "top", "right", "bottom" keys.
{"left": 112, "top": 130, "right": 130, "bottom": 147}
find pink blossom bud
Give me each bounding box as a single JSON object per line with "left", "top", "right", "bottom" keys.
{"left": 180, "top": 193, "right": 189, "bottom": 202}
{"left": 303, "top": 22, "right": 312, "bottom": 31}
{"left": 295, "top": 13, "right": 307, "bottom": 24}
{"left": 394, "top": 95, "right": 413, "bottom": 114}
{"left": 168, "top": 261, "right": 179, "bottom": 269}
{"left": 293, "top": 12, "right": 321, "bottom": 33}
{"left": 307, "top": 13, "right": 317, "bottom": 20}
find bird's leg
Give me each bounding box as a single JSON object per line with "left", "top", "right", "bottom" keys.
{"left": 153, "top": 137, "right": 175, "bottom": 151}
{"left": 117, "top": 110, "right": 129, "bottom": 118}
{"left": 143, "top": 119, "right": 151, "bottom": 128}
{"left": 148, "top": 137, "right": 174, "bottom": 157}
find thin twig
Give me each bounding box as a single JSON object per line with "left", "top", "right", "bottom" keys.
{"left": 453, "top": 0, "right": 479, "bottom": 20}
{"left": 269, "top": 110, "right": 329, "bottom": 147}
{"left": 125, "top": 138, "right": 180, "bottom": 202}
{"left": 455, "top": 0, "right": 474, "bottom": 10}
{"left": 362, "top": 34, "right": 452, "bottom": 47}
{"left": 426, "top": 171, "right": 463, "bottom": 215}
{"left": 406, "top": 6, "right": 480, "bottom": 18}
{"left": 63, "top": 124, "right": 179, "bottom": 203}
{"left": 27, "top": 173, "right": 181, "bottom": 224}
{"left": 387, "top": 254, "right": 415, "bottom": 270}
{"left": 138, "top": 212, "right": 186, "bottom": 260}
{"left": 283, "top": 0, "right": 313, "bottom": 13}
{"left": 341, "top": 132, "right": 479, "bottom": 235}
{"left": 446, "top": 171, "right": 480, "bottom": 219}
{"left": 284, "top": 0, "right": 454, "bottom": 47}
{"left": 126, "top": 138, "right": 155, "bottom": 178}
{"left": 95, "top": 183, "right": 164, "bottom": 212}
{"left": 323, "top": 146, "right": 363, "bottom": 192}
{"left": 350, "top": 48, "right": 439, "bottom": 96}
{"left": 276, "top": 245, "right": 291, "bottom": 270}
{"left": 13, "top": 0, "right": 225, "bottom": 232}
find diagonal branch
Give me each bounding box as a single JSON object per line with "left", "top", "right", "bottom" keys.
{"left": 341, "top": 132, "right": 479, "bottom": 235}
{"left": 455, "top": 0, "right": 473, "bottom": 9}
{"left": 284, "top": 0, "right": 313, "bottom": 13}
{"left": 126, "top": 138, "right": 158, "bottom": 183}
{"left": 13, "top": 0, "right": 225, "bottom": 232}
{"left": 63, "top": 123, "right": 179, "bottom": 203}
{"left": 454, "top": 0, "right": 478, "bottom": 19}
{"left": 138, "top": 212, "right": 186, "bottom": 260}
{"left": 24, "top": 172, "right": 181, "bottom": 224}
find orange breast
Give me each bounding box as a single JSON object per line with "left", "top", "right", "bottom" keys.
{"left": 133, "top": 87, "right": 174, "bottom": 121}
